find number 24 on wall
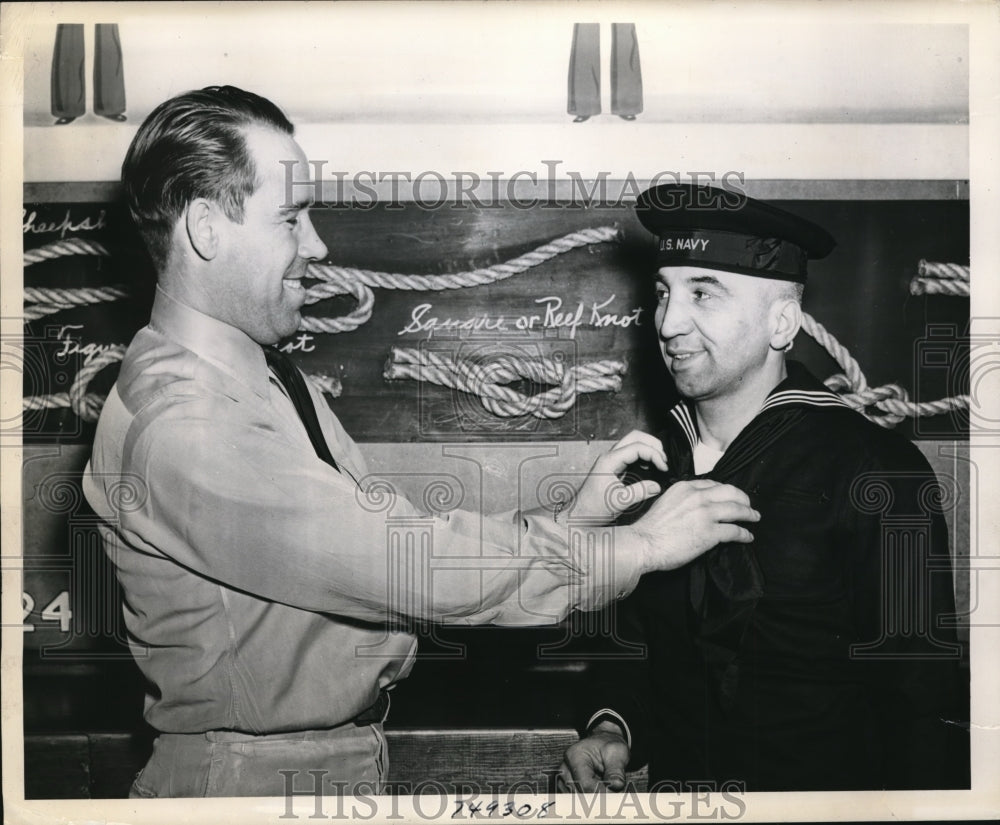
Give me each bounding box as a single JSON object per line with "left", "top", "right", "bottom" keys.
{"left": 22, "top": 591, "right": 72, "bottom": 633}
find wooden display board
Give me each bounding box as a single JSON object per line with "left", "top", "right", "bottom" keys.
{"left": 22, "top": 194, "right": 970, "bottom": 444}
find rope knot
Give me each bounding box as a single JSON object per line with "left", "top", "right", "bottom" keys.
{"left": 23, "top": 235, "right": 971, "bottom": 428}
{"left": 384, "top": 347, "right": 626, "bottom": 419}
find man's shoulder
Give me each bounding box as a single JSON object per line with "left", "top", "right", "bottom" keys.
{"left": 111, "top": 327, "right": 253, "bottom": 443}
{"left": 117, "top": 327, "right": 235, "bottom": 407}
{"left": 794, "top": 403, "right": 937, "bottom": 474}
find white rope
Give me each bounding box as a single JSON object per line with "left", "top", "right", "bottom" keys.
{"left": 24, "top": 347, "right": 342, "bottom": 422}
{"left": 23, "top": 238, "right": 110, "bottom": 265}
{"left": 799, "top": 313, "right": 868, "bottom": 392}
{"left": 910, "top": 260, "right": 970, "bottom": 297}
{"left": 918, "top": 260, "right": 969, "bottom": 281}
{"left": 801, "top": 313, "right": 969, "bottom": 427}
{"left": 24, "top": 285, "right": 130, "bottom": 321}
{"left": 21, "top": 235, "right": 971, "bottom": 427}
{"left": 299, "top": 268, "right": 376, "bottom": 334}
{"left": 22, "top": 229, "right": 621, "bottom": 418}
{"left": 24, "top": 228, "right": 620, "bottom": 335}
{"left": 20, "top": 345, "right": 128, "bottom": 423}
{"left": 301, "top": 227, "right": 619, "bottom": 333}
{"left": 385, "top": 347, "right": 625, "bottom": 419}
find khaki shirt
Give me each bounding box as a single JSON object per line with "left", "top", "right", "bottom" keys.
{"left": 83, "top": 287, "right": 640, "bottom": 735}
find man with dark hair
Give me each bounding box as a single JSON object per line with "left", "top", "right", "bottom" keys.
{"left": 121, "top": 86, "right": 295, "bottom": 269}
{"left": 560, "top": 184, "right": 969, "bottom": 792}
{"left": 82, "top": 88, "right": 760, "bottom": 798}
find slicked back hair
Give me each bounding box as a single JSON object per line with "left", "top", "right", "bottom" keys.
{"left": 122, "top": 85, "right": 294, "bottom": 270}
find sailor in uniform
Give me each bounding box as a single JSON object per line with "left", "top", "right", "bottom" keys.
{"left": 561, "top": 183, "right": 969, "bottom": 792}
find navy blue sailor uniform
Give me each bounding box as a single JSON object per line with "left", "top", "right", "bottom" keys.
{"left": 582, "top": 362, "right": 969, "bottom": 790}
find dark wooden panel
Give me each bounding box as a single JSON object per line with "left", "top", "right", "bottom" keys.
{"left": 385, "top": 729, "right": 647, "bottom": 793}
{"left": 386, "top": 728, "right": 575, "bottom": 791}
{"left": 23, "top": 734, "right": 90, "bottom": 799}
{"left": 23, "top": 661, "right": 148, "bottom": 732}
{"left": 24, "top": 182, "right": 123, "bottom": 203}
{"left": 88, "top": 731, "right": 154, "bottom": 798}
{"left": 22, "top": 197, "right": 969, "bottom": 443}
{"left": 21, "top": 446, "right": 137, "bottom": 657}
{"left": 24, "top": 730, "right": 646, "bottom": 799}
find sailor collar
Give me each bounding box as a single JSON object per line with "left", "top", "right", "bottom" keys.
{"left": 667, "top": 361, "right": 851, "bottom": 452}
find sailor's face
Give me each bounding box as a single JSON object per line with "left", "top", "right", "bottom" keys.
{"left": 654, "top": 266, "right": 778, "bottom": 402}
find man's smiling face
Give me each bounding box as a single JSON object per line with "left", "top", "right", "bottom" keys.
{"left": 211, "top": 125, "right": 328, "bottom": 345}
{"left": 654, "top": 265, "right": 785, "bottom": 404}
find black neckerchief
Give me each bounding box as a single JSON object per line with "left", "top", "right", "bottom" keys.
{"left": 658, "top": 361, "right": 852, "bottom": 708}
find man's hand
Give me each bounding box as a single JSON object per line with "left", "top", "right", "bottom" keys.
{"left": 570, "top": 431, "right": 668, "bottom": 522}
{"left": 558, "top": 721, "right": 631, "bottom": 793}
{"left": 630, "top": 479, "right": 760, "bottom": 573}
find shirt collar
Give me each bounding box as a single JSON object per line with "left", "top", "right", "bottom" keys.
{"left": 757, "top": 360, "right": 852, "bottom": 415}
{"left": 148, "top": 286, "right": 271, "bottom": 399}
{"left": 667, "top": 361, "right": 850, "bottom": 450}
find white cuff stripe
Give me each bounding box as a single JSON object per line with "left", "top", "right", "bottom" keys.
{"left": 586, "top": 708, "right": 632, "bottom": 750}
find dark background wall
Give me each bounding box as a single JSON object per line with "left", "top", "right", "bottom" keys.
{"left": 22, "top": 196, "right": 970, "bottom": 444}
{"left": 20, "top": 189, "right": 971, "bottom": 797}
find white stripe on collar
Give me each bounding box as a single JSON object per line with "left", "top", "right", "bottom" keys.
{"left": 760, "top": 389, "right": 852, "bottom": 413}
{"left": 668, "top": 387, "right": 851, "bottom": 449}
{"left": 669, "top": 403, "right": 698, "bottom": 449}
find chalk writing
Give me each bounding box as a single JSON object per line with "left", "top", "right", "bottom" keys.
{"left": 55, "top": 325, "right": 117, "bottom": 362}
{"left": 397, "top": 296, "right": 643, "bottom": 340}
{"left": 280, "top": 333, "right": 317, "bottom": 354}
{"left": 535, "top": 296, "right": 584, "bottom": 337}
{"left": 589, "top": 295, "right": 643, "bottom": 329}
{"left": 398, "top": 304, "right": 510, "bottom": 338}
{"left": 23, "top": 208, "right": 108, "bottom": 239}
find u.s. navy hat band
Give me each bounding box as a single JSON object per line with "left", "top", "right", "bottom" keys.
{"left": 657, "top": 229, "right": 809, "bottom": 282}
{"left": 637, "top": 183, "right": 835, "bottom": 283}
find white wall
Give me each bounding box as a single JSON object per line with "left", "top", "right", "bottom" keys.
{"left": 14, "top": 2, "right": 970, "bottom": 182}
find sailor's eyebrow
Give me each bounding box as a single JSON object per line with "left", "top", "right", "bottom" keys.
{"left": 687, "top": 274, "right": 730, "bottom": 294}
{"left": 656, "top": 273, "right": 732, "bottom": 295}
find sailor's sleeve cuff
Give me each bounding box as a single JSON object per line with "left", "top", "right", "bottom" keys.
{"left": 585, "top": 707, "right": 633, "bottom": 750}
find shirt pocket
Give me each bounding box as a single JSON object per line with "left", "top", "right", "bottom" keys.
{"left": 771, "top": 485, "right": 831, "bottom": 510}
{"left": 757, "top": 486, "right": 844, "bottom": 599}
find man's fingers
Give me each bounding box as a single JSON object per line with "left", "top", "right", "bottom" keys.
{"left": 594, "top": 441, "right": 667, "bottom": 476}
{"left": 612, "top": 430, "right": 666, "bottom": 457}
{"left": 599, "top": 739, "right": 630, "bottom": 791}
{"left": 563, "top": 751, "right": 602, "bottom": 793}
{"left": 618, "top": 479, "right": 661, "bottom": 507}
{"left": 663, "top": 479, "right": 753, "bottom": 507}
{"left": 561, "top": 733, "right": 632, "bottom": 794}
{"left": 603, "top": 766, "right": 627, "bottom": 792}
{"left": 619, "top": 432, "right": 669, "bottom": 471}
{"left": 699, "top": 482, "right": 752, "bottom": 507}
{"left": 679, "top": 478, "right": 722, "bottom": 491}
{"left": 711, "top": 523, "right": 756, "bottom": 545}
{"left": 709, "top": 500, "right": 761, "bottom": 524}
